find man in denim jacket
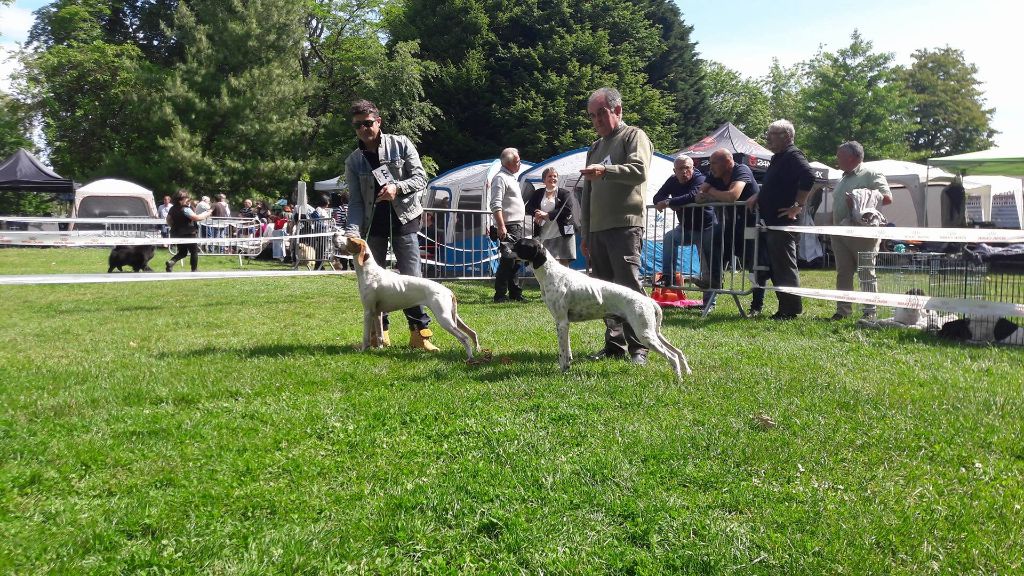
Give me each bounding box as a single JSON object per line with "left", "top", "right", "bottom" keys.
{"left": 344, "top": 99, "right": 437, "bottom": 352}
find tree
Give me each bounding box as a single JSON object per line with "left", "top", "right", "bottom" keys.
{"left": 902, "top": 47, "right": 996, "bottom": 160}
{"left": 20, "top": 0, "right": 176, "bottom": 188}
{"left": 763, "top": 58, "right": 806, "bottom": 129}
{"left": 158, "top": 0, "right": 314, "bottom": 197}
{"left": 390, "top": 0, "right": 691, "bottom": 168}
{"left": 0, "top": 92, "right": 33, "bottom": 159}
{"left": 639, "top": 0, "right": 708, "bottom": 147}
{"left": 798, "top": 31, "right": 914, "bottom": 162}
{"left": 700, "top": 61, "right": 770, "bottom": 136}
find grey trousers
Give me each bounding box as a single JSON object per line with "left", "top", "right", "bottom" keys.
{"left": 366, "top": 232, "right": 431, "bottom": 331}
{"left": 588, "top": 227, "right": 647, "bottom": 356}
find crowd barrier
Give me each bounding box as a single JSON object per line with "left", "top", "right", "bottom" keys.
{"left": 289, "top": 217, "right": 339, "bottom": 270}
{"left": 195, "top": 216, "right": 264, "bottom": 265}
{"left": 419, "top": 208, "right": 499, "bottom": 280}
{"left": 643, "top": 201, "right": 761, "bottom": 316}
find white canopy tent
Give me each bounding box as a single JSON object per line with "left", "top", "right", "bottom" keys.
{"left": 313, "top": 176, "right": 346, "bottom": 192}
{"left": 424, "top": 158, "right": 534, "bottom": 212}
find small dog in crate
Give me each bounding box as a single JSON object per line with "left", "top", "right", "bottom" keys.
{"left": 107, "top": 245, "right": 155, "bottom": 272}
{"left": 857, "top": 288, "right": 957, "bottom": 331}
{"left": 939, "top": 316, "right": 1024, "bottom": 345}
{"left": 295, "top": 243, "right": 316, "bottom": 270}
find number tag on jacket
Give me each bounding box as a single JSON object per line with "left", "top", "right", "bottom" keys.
{"left": 372, "top": 165, "right": 395, "bottom": 187}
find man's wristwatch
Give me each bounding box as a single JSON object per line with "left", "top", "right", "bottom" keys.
{"left": 791, "top": 202, "right": 803, "bottom": 209}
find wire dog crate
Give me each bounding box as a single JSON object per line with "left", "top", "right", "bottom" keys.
{"left": 864, "top": 251, "right": 988, "bottom": 301}
{"left": 861, "top": 250, "right": 1023, "bottom": 344}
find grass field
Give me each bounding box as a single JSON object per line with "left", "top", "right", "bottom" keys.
{"left": 1, "top": 247, "right": 1022, "bottom": 574}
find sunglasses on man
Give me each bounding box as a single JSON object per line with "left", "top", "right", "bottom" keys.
{"left": 352, "top": 119, "right": 376, "bottom": 129}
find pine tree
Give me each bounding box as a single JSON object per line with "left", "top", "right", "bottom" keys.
{"left": 159, "top": 0, "right": 314, "bottom": 196}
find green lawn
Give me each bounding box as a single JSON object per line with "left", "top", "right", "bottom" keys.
{"left": 1, "top": 248, "right": 1021, "bottom": 574}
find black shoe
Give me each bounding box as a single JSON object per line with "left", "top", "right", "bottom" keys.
{"left": 747, "top": 308, "right": 762, "bottom": 318}
{"left": 589, "top": 349, "right": 625, "bottom": 361}
{"left": 493, "top": 295, "right": 508, "bottom": 303}
{"left": 165, "top": 260, "right": 174, "bottom": 273}
{"left": 630, "top": 353, "right": 647, "bottom": 366}
{"left": 510, "top": 295, "right": 528, "bottom": 303}
{"left": 690, "top": 277, "right": 709, "bottom": 289}
{"left": 829, "top": 313, "right": 848, "bottom": 321}
{"left": 771, "top": 312, "right": 798, "bottom": 321}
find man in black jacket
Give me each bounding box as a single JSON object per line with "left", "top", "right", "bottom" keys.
{"left": 745, "top": 120, "right": 815, "bottom": 320}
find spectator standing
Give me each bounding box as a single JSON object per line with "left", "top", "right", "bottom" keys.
{"left": 580, "top": 86, "right": 651, "bottom": 365}
{"left": 830, "top": 140, "right": 892, "bottom": 320}
{"left": 745, "top": 120, "right": 815, "bottom": 320}
{"left": 490, "top": 147, "right": 527, "bottom": 302}
{"left": 524, "top": 167, "right": 577, "bottom": 266}
{"left": 157, "top": 195, "right": 173, "bottom": 238}
{"left": 344, "top": 98, "right": 437, "bottom": 351}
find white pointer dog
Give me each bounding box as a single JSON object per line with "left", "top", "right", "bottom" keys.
{"left": 336, "top": 234, "right": 481, "bottom": 359}
{"left": 511, "top": 238, "right": 691, "bottom": 379}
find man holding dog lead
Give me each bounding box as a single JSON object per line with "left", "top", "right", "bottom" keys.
{"left": 344, "top": 98, "right": 438, "bottom": 352}
{"left": 489, "top": 147, "right": 527, "bottom": 303}
{"left": 580, "top": 86, "right": 652, "bottom": 365}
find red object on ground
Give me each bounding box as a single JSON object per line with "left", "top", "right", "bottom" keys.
{"left": 651, "top": 287, "right": 703, "bottom": 308}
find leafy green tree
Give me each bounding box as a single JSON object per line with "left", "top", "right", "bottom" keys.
{"left": 763, "top": 58, "right": 806, "bottom": 130}
{"left": 158, "top": 0, "right": 314, "bottom": 197}
{"left": 798, "top": 31, "right": 914, "bottom": 162}
{"left": 20, "top": 0, "right": 175, "bottom": 189}
{"left": 701, "top": 61, "right": 770, "bottom": 136}
{"left": 0, "top": 92, "right": 33, "bottom": 159}
{"left": 902, "top": 47, "right": 996, "bottom": 160}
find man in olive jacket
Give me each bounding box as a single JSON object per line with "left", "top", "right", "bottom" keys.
{"left": 580, "top": 87, "right": 652, "bottom": 365}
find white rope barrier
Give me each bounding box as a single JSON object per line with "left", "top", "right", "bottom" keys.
{"left": 765, "top": 285, "right": 1024, "bottom": 318}
{"left": 0, "top": 216, "right": 165, "bottom": 225}
{"left": 0, "top": 230, "right": 336, "bottom": 247}
{"left": 0, "top": 270, "right": 347, "bottom": 286}
{"left": 766, "top": 224, "right": 1024, "bottom": 243}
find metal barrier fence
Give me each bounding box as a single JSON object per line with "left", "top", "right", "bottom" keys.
{"left": 642, "top": 201, "right": 761, "bottom": 316}
{"left": 290, "top": 217, "right": 339, "bottom": 270}
{"left": 420, "top": 208, "right": 499, "bottom": 279}
{"left": 196, "top": 217, "right": 264, "bottom": 264}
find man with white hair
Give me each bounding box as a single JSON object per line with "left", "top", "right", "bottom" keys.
{"left": 490, "top": 147, "right": 527, "bottom": 302}
{"left": 580, "top": 86, "right": 652, "bottom": 364}
{"left": 830, "top": 140, "right": 892, "bottom": 321}
{"left": 745, "top": 119, "right": 815, "bottom": 320}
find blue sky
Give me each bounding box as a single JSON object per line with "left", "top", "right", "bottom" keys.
{"left": 3, "top": 0, "right": 1022, "bottom": 150}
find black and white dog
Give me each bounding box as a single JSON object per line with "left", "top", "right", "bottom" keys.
{"left": 511, "top": 238, "right": 690, "bottom": 379}
{"left": 107, "top": 245, "right": 156, "bottom": 273}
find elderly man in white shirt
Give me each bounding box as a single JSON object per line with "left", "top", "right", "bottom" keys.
{"left": 830, "top": 140, "right": 892, "bottom": 321}
{"left": 489, "top": 147, "right": 527, "bottom": 303}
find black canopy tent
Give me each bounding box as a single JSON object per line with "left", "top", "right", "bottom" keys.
{"left": 675, "top": 122, "right": 773, "bottom": 176}
{"left": 0, "top": 148, "right": 75, "bottom": 197}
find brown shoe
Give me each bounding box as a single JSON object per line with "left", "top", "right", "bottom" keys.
{"left": 409, "top": 328, "right": 440, "bottom": 352}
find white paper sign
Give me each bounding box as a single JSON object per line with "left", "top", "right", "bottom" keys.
{"left": 600, "top": 155, "right": 612, "bottom": 166}
{"left": 372, "top": 165, "right": 395, "bottom": 187}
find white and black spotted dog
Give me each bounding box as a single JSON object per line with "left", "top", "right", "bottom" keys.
{"left": 334, "top": 234, "right": 482, "bottom": 359}
{"left": 511, "top": 238, "right": 691, "bottom": 380}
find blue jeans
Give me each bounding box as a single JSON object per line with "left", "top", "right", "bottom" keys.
{"left": 366, "top": 231, "right": 431, "bottom": 331}
{"left": 663, "top": 225, "right": 718, "bottom": 304}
